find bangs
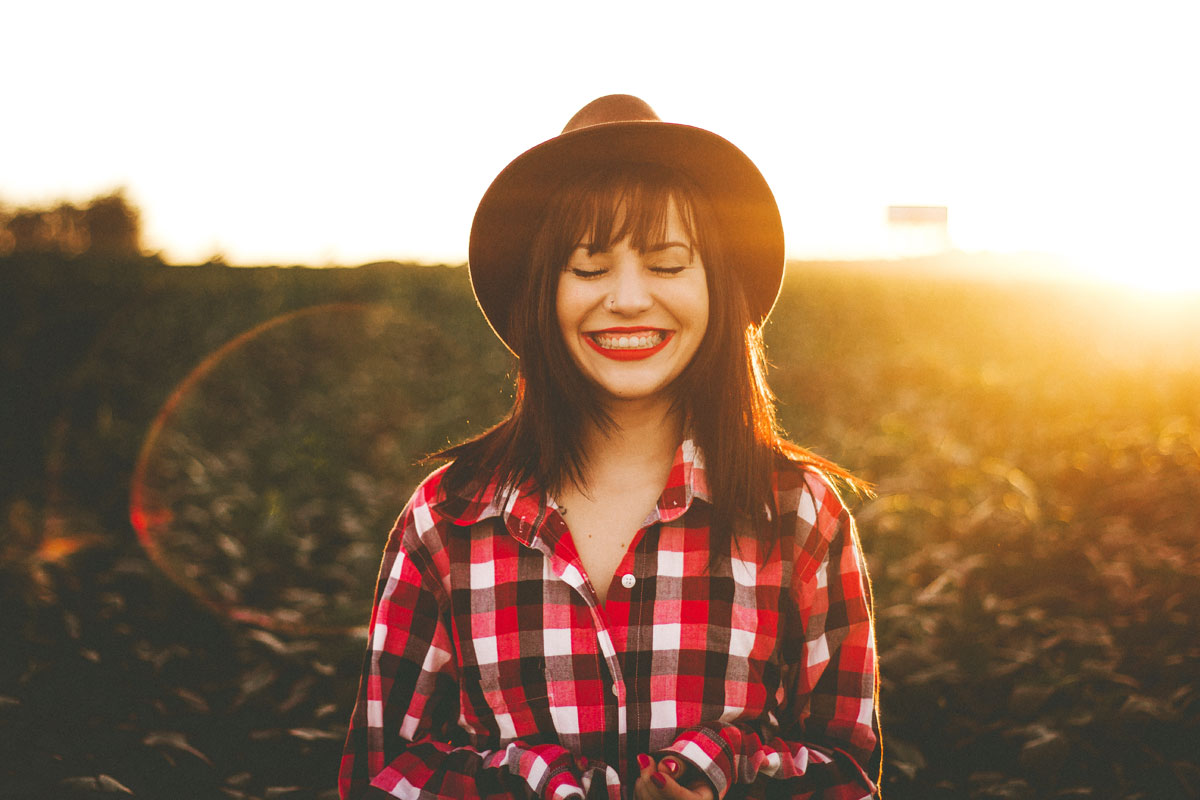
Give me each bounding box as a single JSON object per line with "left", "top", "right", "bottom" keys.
{"left": 556, "top": 163, "right": 701, "bottom": 257}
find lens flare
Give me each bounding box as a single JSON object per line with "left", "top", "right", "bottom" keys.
{"left": 129, "top": 303, "right": 480, "bottom": 635}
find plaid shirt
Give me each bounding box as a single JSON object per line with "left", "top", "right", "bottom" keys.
{"left": 340, "top": 439, "right": 879, "bottom": 799}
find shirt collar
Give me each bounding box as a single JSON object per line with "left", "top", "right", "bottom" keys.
{"left": 435, "top": 437, "right": 711, "bottom": 540}
{"left": 653, "top": 437, "right": 710, "bottom": 524}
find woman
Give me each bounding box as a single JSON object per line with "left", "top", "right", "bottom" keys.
{"left": 340, "top": 95, "right": 880, "bottom": 800}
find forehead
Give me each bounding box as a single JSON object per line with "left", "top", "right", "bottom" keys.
{"left": 658, "top": 198, "right": 692, "bottom": 233}
{"left": 574, "top": 188, "right": 698, "bottom": 250}
{"left": 606, "top": 196, "right": 691, "bottom": 233}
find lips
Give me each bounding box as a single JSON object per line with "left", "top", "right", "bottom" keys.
{"left": 584, "top": 328, "right": 673, "bottom": 361}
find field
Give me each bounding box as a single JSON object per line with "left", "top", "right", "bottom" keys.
{"left": 2, "top": 254, "right": 1198, "bottom": 799}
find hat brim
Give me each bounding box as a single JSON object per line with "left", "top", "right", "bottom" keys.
{"left": 468, "top": 120, "right": 785, "bottom": 352}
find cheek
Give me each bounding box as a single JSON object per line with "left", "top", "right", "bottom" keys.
{"left": 555, "top": 282, "right": 584, "bottom": 351}
{"left": 555, "top": 284, "right": 571, "bottom": 335}
{"left": 556, "top": 277, "right": 600, "bottom": 327}
{"left": 682, "top": 290, "right": 710, "bottom": 362}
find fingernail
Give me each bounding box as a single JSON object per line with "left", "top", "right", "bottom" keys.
{"left": 651, "top": 773, "right": 667, "bottom": 788}
{"left": 637, "top": 754, "right": 651, "bottom": 769}
{"left": 663, "top": 758, "right": 680, "bottom": 775}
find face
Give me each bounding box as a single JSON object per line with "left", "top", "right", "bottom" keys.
{"left": 555, "top": 199, "right": 709, "bottom": 408}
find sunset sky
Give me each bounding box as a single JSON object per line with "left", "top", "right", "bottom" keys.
{"left": 4, "top": 0, "right": 1197, "bottom": 288}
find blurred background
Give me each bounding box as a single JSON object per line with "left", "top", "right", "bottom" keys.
{"left": 2, "top": 2, "right": 1198, "bottom": 798}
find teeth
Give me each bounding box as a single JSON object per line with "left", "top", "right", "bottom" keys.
{"left": 592, "top": 331, "right": 665, "bottom": 350}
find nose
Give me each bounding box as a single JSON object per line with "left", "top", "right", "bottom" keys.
{"left": 607, "top": 256, "right": 653, "bottom": 315}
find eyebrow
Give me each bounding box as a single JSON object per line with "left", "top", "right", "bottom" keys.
{"left": 645, "top": 241, "right": 693, "bottom": 254}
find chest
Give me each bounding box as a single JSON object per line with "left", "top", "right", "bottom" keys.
{"left": 448, "top": 519, "right": 788, "bottom": 751}
{"left": 557, "top": 491, "right": 656, "bottom": 604}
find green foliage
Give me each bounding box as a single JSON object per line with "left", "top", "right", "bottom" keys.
{"left": 767, "top": 269, "right": 1200, "bottom": 798}
{"left": 1, "top": 254, "right": 1198, "bottom": 799}
{"left": 0, "top": 190, "right": 141, "bottom": 258}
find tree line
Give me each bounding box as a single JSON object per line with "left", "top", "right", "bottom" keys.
{"left": 0, "top": 190, "right": 141, "bottom": 257}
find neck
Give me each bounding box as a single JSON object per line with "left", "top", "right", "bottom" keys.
{"left": 574, "top": 397, "right": 684, "bottom": 493}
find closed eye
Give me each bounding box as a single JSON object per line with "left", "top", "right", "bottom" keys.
{"left": 649, "top": 265, "right": 687, "bottom": 275}
{"left": 569, "top": 267, "right": 607, "bottom": 278}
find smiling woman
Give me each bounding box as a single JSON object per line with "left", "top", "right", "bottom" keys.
{"left": 556, "top": 197, "right": 709, "bottom": 403}
{"left": 339, "top": 95, "right": 882, "bottom": 800}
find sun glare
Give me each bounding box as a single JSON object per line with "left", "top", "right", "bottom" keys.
{"left": 1055, "top": 230, "right": 1200, "bottom": 295}
{"left": 4, "top": 2, "right": 1196, "bottom": 274}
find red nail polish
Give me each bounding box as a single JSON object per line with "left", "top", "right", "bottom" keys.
{"left": 651, "top": 773, "right": 667, "bottom": 788}
{"left": 637, "top": 754, "right": 651, "bottom": 769}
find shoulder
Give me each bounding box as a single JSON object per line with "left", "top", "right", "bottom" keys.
{"left": 773, "top": 457, "right": 851, "bottom": 527}
{"left": 381, "top": 465, "right": 450, "bottom": 561}
{"left": 772, "top": 458, "right": 855, "bottom": 581}
{"left": 379, "top": 461, "right": 513, "bottom": 597}
{"left": 390, "top": 461, "right": 507, "bottom": 552}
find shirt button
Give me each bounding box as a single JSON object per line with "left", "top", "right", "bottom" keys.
{"left": 611, "top": 684, "right": 620, "bottom": 697}
{"left": 620, "top": 573, "right": 636, "bottom": 589}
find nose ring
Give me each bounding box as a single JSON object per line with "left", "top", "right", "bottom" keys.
{"left": 606, "top": 295, "right": 615, "bottom": 311}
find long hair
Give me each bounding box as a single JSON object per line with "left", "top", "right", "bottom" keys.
{"left": 438, "top": 162, "right": 866, "bottom": 548}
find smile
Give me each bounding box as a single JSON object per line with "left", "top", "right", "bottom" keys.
{"left": 584, "top": 329, "right": 672, "bottom": 361}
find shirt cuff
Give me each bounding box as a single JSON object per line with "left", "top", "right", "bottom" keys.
{"left": 543, "top": 767, "right": 585, "bottom": 799}
{"left": 656, "top": 726, "right": 736, "bottom": 799}
{"left": 489, "top": 742, "right": 587, "bottom": 799}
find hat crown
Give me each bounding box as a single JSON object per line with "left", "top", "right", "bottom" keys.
{"left": 561, "top": 94, "right": 660, "bottom": 134}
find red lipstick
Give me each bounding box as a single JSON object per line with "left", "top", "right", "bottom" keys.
{"left": 584, "top": 329, "right": 672, "bottom": 361}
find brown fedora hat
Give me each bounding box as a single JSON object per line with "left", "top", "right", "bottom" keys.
{"left": 468, "top": 94, "right": 785, "bottom": 352}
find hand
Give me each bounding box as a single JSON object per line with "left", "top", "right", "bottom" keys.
{"left": 633, "top": 754, "right": 716, "bottom": 800}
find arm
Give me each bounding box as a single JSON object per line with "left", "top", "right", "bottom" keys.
{"left": 339, "top": 500, "right": 602, "bottom": 800}
{"left": 655, "top": 476, "right": 880, "bottom": 799}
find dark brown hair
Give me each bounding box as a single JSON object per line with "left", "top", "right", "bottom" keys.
{"left": 438, "top": 162, "right": 865, "bottom": 547}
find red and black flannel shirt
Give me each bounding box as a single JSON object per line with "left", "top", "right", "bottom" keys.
{"left": 339, "top": 439, "right": 879, "bottom": 799}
